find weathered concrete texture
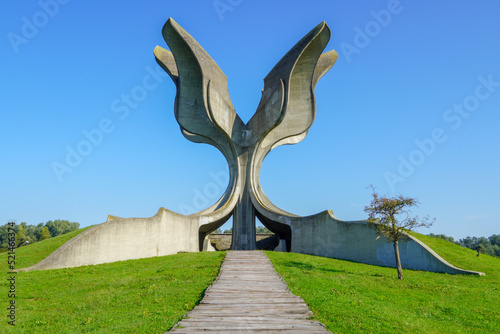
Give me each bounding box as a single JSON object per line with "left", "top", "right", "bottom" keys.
{"left": 285, "top": 211, "right": 484, "bottom": 275}
{"left": 252, "top": 194, "right": 484, "bottom": 275}
{"left": 168, "top": 251, "right": 332, "bottom": 333}
{"left": 19, "top": 208, "right": 219, "bottom": 271}
{"left": 154, "top": 18, "right": 338, "bottom": 251}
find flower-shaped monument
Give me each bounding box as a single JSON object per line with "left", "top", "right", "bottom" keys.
{"left": 20, "top": 19, "right": 482, "bottom": 275}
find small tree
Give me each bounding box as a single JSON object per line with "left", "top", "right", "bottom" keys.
{"left": 39, "top": 226, "right": 52, "bottom": 241}
{"left": 364, "top": 186, "right": 434, "bottom": 279}
{"left": 15, "top": 224, "right": 27, "bottom": 247}
{"left": 475, "top": 244, "right": 485, "bottom": 257}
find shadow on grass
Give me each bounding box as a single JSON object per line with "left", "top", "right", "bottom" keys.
{"left": 281, "top": 260, "right": 345, "bottom": 274}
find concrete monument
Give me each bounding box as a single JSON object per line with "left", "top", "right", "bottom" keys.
{"left": 20, "top": 18, "right": 483, "bottom": 275}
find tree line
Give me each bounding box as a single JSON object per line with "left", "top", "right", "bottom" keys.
{"left": 212, "top": 226, "right": 272, "bottom": 234}
{"left": 428, "top": 233, "right": 500, "bottom": 257}
{"left": 0, "top": 220, "right": 80, "bottom": 251}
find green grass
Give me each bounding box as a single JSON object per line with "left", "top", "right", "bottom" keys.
{"left": 6, "top": 226, "right": 93, "bottom": 269}
{"left": 266, "top": 232, "right": 500, "bottom": 333}
{"left": 1, "top": 228, "right": 225, "bottom": 333}
{"left": 3, "top": 228, "right": 499, "bottom": 333}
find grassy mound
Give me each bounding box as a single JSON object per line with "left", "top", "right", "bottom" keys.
{"left": 6, "top": 226, "right": 93, "bottom": 270}
{"left": 3, "top": 228, "right": 498, "bottom": 333}
{"left": 266, "top": 232, "right": 499, "bottom": 333}
{"left": 1, "top": 228, "right": 225, "bottom": 333}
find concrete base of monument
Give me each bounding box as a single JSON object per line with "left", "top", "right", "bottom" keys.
{"left": 18, "top": 208, "right": 484, "bottom": 276}
{"left": 287, "top": 210, "right": 484, "bottom": 275}
{"left": 18, "top": 207, "right": 202, "bottom": 272}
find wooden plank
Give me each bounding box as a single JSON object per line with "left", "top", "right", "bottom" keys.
{"left": 167, "top": 251, "right": 331, "bottom": 333}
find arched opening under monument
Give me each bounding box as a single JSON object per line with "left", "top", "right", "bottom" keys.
{"left": 205, "top": 217, "right": 285, "bottom": 251}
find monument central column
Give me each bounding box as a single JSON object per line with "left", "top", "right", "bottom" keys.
{"left": 231, "top": 150, "right": 256, "bottom": 250}
{"left": 154, "top": 18, "right": 337, "bottom": 252}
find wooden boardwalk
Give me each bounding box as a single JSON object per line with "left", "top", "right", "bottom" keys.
{"left": 168, "top": 251, "right": 331, "bottom": 333}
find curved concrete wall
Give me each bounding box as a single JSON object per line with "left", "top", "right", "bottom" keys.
{"left": 19, "top": 208, "right": 201, "bottom": 271}
{"left": 19, "top": 208, "right": 484, "bottom": 276}
{"left": 289, "top": 211, "right": 484, "bottom": 275}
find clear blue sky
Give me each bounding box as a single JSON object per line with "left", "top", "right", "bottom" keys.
{"left": 1, "top": 0, "right": 499, "bottom": 240}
